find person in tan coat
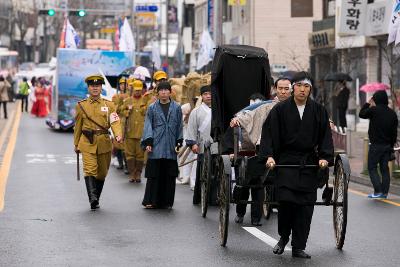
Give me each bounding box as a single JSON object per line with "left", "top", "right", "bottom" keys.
{"left": 122, "top": 79, "right": 147, "bottom": 183}
{"left": 0, "top": 76, "right": 11, "bottom": 119}
{"left": 112, "top": 77, "right": 130, "bottom": 172}
{"left": 74, "top": 75, "right": 123, "bottom": 210}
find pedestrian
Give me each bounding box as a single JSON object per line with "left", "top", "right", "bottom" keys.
{"left": 359, "top": 90, "right": 398, "bottom": 199}
{"left": 0, "top": 75, "right": 11, "bottom": 119}
{"left": 18, "top": 77, "right": 30, "bottom": 112}
{"left": 186, "top": 86, "right": 218, "bottom": 205}
{"left": 122, "top": 79, "right": 147, "bottom": 183}
{"left": 231, "top": 77, "right": 292, "bottom": 226}
{"left": 74, "top": 74, "right": 123, "bottom": 210}
{"left": 335, "top": 81, "right": 350, "bottom": 133}
{"left": 112, "top": 77, "right": 129, "bottom": 173}
{"left": 31, "top": 81, "right": 48, "bottom": 117}
{"left": 141, "top": 81, "right": 183, "bottom": 209}
{"left": 260, "top": 71, "right": 334, "bottom": 258}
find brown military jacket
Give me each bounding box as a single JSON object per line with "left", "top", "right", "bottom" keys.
{"left": 74, "top": 97, "right": 122, "bottom": 154}
{"left": 122, "top": 96, "right": 147, "bottom": 139}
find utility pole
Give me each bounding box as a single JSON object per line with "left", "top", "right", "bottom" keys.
{"left": 166, "top": 0, "right": 170, "bottom": 73}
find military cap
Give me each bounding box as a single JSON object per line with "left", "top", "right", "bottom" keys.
{"left": 133, "top": 79, "right": 143, "bottom": 91}
{"left": 153, "top": 70, "right": 168, "bottom": 81}
{"left": 85, "top": 74, "right": 105, "bottom": 85}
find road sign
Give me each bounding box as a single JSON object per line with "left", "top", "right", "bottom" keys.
{"left": 136, "top": 5, "right": 158, "bottom": 12}
{"left": 136, "top": 12, "right": 156, "bottom": 27}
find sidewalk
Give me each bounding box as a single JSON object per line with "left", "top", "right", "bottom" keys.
{"left": 0, "top": 101, "right": 17, "bottom": 163}
{"left": 346, "top": 130, "right": 400, "bottom": 196}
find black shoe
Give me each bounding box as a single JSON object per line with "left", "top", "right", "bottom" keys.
{"left": 251, "top": 218, "right": 262, "bottom": 226}
{"left": 273, "top": 238, "right": 289, "bottom": 255}
{"left": 234, "top": 215, "right": 244, "bottom": 224}
{"left": 292, "top": 249, "right": 311, "bottom": 259}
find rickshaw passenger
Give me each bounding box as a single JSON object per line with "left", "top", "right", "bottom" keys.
{"left": 230, "top": 78, "right": 291, "bottom": 226}
{"left": 259, "top": 72, "right": 334, "bottom": 259}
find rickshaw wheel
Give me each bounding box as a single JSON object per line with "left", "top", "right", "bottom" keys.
{"left": 218, "top": 155, "right": 231, "bottom": 247}
{"left": 263, "top": 185, "right": 273, "bottom": 220}
{"left": 201, "top": 146, "right": 212, "bottom": 218}
{"left": 333, "top": 158, "right": 348, "bottom": 249}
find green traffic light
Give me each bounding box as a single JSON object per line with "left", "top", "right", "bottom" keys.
{"left": 48, "top": 9, "right": 55, "bottom": 16}
{"left": 78, "top": 10, "right": 86, "bottom": 17}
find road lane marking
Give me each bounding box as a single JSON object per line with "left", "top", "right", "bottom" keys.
{"left": 0, "top": 102, "right": 22, "bottom": 212}
{"left": 0, "top": 109, "right": 15, "bottom": 154}
{"left": 348, "top": 188, "right": 400, "bottom": 207}
{"left": 242, "top": 227, "right": 291, "bottom": 251}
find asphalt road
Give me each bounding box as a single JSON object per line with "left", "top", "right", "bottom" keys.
{"left": 1, "top": 115, "right": 400, "bottom": 267}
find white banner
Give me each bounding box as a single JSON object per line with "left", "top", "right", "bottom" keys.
{"left": 119, "top": 18, "right": 135, "bottom": 52}
{"left": 338, "top": 0, "right": 368, "bottom": 36}
{"left": 388, "top": 0, "right": 400, "bottom": 44}
{"left": 196, "top": 30, "right": 215, "bottom": 70}
{"left": 65, "top": 19, "right": 80, "bottom": 49}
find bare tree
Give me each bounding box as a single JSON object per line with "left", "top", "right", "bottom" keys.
{"left": 380, "top": 42, "right": 400, "bottom": 110}
{"left": 281, "top": 46, "right": 308, "bottom": 71}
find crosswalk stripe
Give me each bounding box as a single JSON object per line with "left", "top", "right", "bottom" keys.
{"left": 242, "top": 227, "right": 291, "bottom": 251}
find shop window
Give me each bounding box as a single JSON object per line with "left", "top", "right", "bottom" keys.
{"left": 291, "top": 0, "right": 313, "bottom": 17}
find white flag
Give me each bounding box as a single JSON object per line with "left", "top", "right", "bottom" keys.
{"left": 65, "top": 19, "right": 80, "bottom": 49}
{"left": 196, "top": 30, "right": 215, "bottom": 70}
{"left": 119, "top": 18, "right": 135, "bottom": 52}
{"left": 151, "top": 41, "right": 161, "bottom": 69}
{"left": 388, "top": 1, "right": 400, "bottom": 45}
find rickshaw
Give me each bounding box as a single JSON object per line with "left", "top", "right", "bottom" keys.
{"left": 200, "top": 45, "right": 351, "bottom": 250}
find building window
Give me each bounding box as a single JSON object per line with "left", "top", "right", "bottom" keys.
{"left": 291, "top": 0, "right": 313, "bottom": 17}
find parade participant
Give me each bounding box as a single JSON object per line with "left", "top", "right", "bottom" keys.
{"left": 74, "top": 75, "right": 123, "bottom": 210}
{"left": 112, "top": 77, "right": 129, "bottom": 172}
{"left": 122, "top": 79, "right": 147, "bottom": 183}
{"left": 31, "top": 81, "right": 48, "bottom": 117}
{"left": 143, "top": 70, "right": 168, "bottom": 106}
{"left": 231, "top": 77, "right": 291, "bottom": 226}
{"left": 185, "top": 86, "right": 218, "bottom": 205}
{"left": 359, "top": 90, "right": 398, "bottom": 199}
{"left": 141, "top": 81, "right": 183, "bottom": 209}
{"left": 260, "top": 71, "right": 334, "bottom": 258}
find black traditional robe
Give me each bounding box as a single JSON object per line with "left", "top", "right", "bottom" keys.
{"left": 259, "top": 96, "right": 334, "bottom": 203}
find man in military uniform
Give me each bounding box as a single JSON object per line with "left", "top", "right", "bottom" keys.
{"left": 143, "top": 70, "right": 168, "bottom": 106}
{"left": 74, "top": 75, "right": 123, "bottom": 210}
{"left": 112, "top": 77, "right": 130, "bottom": 173}
{"left": 122, "top": 79, "right": 147, "bottom": 183}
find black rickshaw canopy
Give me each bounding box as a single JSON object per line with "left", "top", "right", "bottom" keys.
{"left": 210, "top": 45, "right": 272, "bottom": 142}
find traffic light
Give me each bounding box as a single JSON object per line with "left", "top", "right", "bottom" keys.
{"left": 77, "top": 10, "right": 86, "bottom": 17}
{"left": 38, "top": 9, "right": 56, "bottom": 16}
{"left": 68, "top": 10, "right": 87, "bottom": 17}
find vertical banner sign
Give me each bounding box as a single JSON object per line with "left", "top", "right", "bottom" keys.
{"left": 338, "top": 0, "right": 367, "bottom": 36}
{"left": 388, "top": 1, "right": 400, "bottom": 45}
{"left": 208, "top": 0, "right": 214, "bottom": 36}
{"left": 365, "top": 1, "right": 392, "bottom": 37}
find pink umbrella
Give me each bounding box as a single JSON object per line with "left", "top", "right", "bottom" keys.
{"left": 360, "top": 82, "right": 390, "bottom": 93}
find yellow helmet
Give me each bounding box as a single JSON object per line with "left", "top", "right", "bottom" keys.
{"left": 153, "top": 70, "right": 168, "bottom": 81}
{"left": 133, "top": 79, "right": 143, "bottom": 91}
{"left": 127, "top": 77, "right": 135, "bottom": 86}
{"left": 119, "top": 77, "right": 127, "bottom": 84}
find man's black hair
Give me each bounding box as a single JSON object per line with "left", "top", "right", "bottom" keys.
{"left": 274, "top": 76, "right": 291, "bottom": 88}
{"left": 291, "top": 71, "right": 314, "bottom": 87}
{"left": 249, "top": 93, "right": 266, "bottom": 102}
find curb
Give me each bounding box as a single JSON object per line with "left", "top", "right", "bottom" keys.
{"left": 350, "top": 173, "right": 400, "bottom": 196}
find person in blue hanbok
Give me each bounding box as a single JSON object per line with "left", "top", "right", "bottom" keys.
{"left": 141, "top": 81, "right": 183, "bottom": 209}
